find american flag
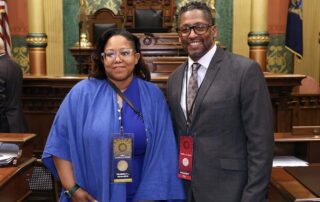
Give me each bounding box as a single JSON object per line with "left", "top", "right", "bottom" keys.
{"left": 0, "top": 0, "right": 11, "bottom": 56}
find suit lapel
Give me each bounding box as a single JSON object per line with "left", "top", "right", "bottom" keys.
{"left": 192, "top": 47, "right": 225, "bottom": 123}
{"left": 173, "top": 61, "right": 188, "bottom": 126}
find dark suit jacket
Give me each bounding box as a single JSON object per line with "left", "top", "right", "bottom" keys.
{"left": 167, "top": 47, "right": 274, "bottom": 202}
{"left": 0, "top": 54, "right": 26, "bottom": 132}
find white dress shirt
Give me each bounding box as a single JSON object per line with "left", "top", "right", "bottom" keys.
{"left": 180, "top": 45, "right": 217, "bottom": 118}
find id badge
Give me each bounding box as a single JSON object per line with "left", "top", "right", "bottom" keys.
{"left": 112, "top": 133, "right": 133, "bottom": 183}
{"left": 178, "top": 135, "right": 194, "bottom": 180}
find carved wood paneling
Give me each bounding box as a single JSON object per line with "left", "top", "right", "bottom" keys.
{"left": 22, "top": 76, "right": 85, "bottom": 152}
{"left": 289, "top": 95, "right": 320, "bottom": 126}
{"left": 22, "top": 73, "right": 309, "bottom": 153}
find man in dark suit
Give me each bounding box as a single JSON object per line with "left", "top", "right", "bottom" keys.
{"left": 167, "top": 2, "right": 274, "bottom": 202}
{"left": 0, "top": 37, "right": 26, "bottom": 132}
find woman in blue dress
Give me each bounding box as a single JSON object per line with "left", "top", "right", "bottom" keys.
{"left": 42, "top": 29, "right": 185, "bottom": 202}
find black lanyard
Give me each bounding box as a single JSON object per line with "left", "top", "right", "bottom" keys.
{"left": 107, "top": 79, "right": 144, "bottom": 133}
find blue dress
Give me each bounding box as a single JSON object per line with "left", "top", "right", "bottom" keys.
{"left": 121, "top": 78, "right": 147, "bottom": 201}
{"left": 42, "top": 77, "right": 185, "bottom": 202}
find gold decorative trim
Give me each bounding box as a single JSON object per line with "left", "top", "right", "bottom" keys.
{"left": 26, "top": 34, "right": 48, "bottom": 48}
{"left": 248, "top": 35, "right": 270, "bottom": 44}
{"left": 26, "top": 37, "right": 48, "bottom": 44}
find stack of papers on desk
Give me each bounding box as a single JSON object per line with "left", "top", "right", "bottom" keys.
{"left": 273, "top": 156, "right": 309, "bottom": 167}
{"left": 0, "top": 143, "right": 19, "bottom": 166}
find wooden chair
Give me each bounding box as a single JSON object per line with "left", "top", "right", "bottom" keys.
{"left": 26, "top": 159, "right": 60, "bottom": 202}
{"left": 87, "top": 8, "right": 124, "bottom": 45}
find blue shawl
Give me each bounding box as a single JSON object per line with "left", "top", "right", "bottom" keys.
{"left": 42, "top": 77, "right": 185, "bottom": 202}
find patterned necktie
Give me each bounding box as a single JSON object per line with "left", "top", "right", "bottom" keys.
{"left": 187, "top": 63, "right": 200, "bottom": 115}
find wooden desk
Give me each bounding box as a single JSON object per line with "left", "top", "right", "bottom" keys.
{"left": 0, "top": 133, "right": 36, "bottom": 162}
{"left": 0, "top": 158, "right": 36, "bottom": 202}
{"left": 274, "top": 132, "right": 320, "bottom": 163}
{"left": 0, "top": 133, "right": 36, "bottom": 165}
{"left": 264, "top": 73, "right": 306, "bottom": 132}
{"left": 270, "top": 166, "right": 320, "bottom": 201}
{"left": 22, "top": 74, "right": 305, "bottom": 152}
{"left": 0, "top": 133, "right": 37, "bottom": 201}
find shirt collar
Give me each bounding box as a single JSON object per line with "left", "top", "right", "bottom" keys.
{"left": 188, "top": 44, "right": 217, "bottom": 69}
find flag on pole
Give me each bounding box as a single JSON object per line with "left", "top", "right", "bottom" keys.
{"left": 285, "top": 0, "right": 303, "bottom": 58}
{"left": 0, "top": 0, "right": 11, "bottom": 56}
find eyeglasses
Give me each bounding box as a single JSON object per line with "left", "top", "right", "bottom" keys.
{"left": 101, "top": 48, "right": 136, "bottom": 61}
{"left": 177, "top": 24, "right": 213, "bottom": 37}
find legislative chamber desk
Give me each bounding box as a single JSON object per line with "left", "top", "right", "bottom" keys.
{"left": 22, "top": 73, "right": 307, "bottom": 154}
{"left": 270, "top": 131, "right": 320, "bottom": 201}
{"left": 21, "top": 73, "right": 320, "bottom": 201}
{"left": 0, "top": 133, "right": 36, "bottom": 201}
{"left": 270, "top": 165, "right": 320, "bottom": 201}
{"left": 274, "top": 131, "right": 320, "bottom": 163}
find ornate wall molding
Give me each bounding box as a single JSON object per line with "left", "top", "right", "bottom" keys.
{"left": 26, "top": 33, "right": 48, "bottom": 48}
{"left": 248, "top": 32, "right": 270, "bottom": 46}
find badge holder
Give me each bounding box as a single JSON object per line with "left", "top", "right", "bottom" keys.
{"left": 112, "top": 133, "right": 134, "bottom": 183}
{"left": 178, "top": 134, "right": 194, "bottom": 180}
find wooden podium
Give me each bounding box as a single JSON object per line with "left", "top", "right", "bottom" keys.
{"left": 0, "top": 133, "right": 36, "bottom": 202}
